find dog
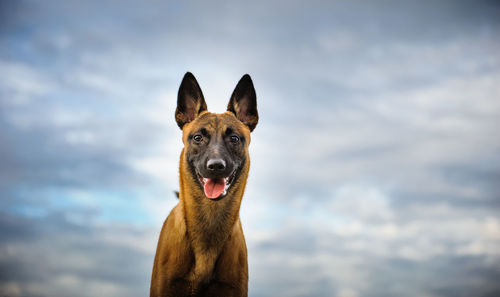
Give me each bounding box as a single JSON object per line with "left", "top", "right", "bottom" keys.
{"left": 150, "top": 72, "right": 258, "bottom": 297}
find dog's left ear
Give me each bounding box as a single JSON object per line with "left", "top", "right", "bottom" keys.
{"left": 227, "top": 74, "right": 258, "bottom": 132}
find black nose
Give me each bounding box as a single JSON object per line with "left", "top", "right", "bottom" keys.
{"left": 207, "top": 158, "right": 226, "bottom": 172}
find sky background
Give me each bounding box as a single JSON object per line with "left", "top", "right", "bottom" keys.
{"left": 1, "top": 0, "right": 500, "bottom": 296}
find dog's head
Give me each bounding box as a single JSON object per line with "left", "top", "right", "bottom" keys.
{"left": 175, "top": 72, "right": 258, "bottom": 200}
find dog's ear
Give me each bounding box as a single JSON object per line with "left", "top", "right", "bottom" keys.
{"left": 227, "top": 74, "right": 258, "bottom": 132}
{"left": 175, "top": 72, "right": 208, "bottom": 129}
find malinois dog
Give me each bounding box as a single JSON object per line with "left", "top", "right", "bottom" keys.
{"left": 150, "top": 72, "right": 258, "bottom": 297}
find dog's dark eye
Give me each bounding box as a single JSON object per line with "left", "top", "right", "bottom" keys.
{"left": 193, "top": 135, "right": 203, "bottom": 142}
{"left": 230, "top": 135, "right": 240, "bottom": 144}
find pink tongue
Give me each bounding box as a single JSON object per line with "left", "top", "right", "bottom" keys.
{"left": 204, "top": 178, "right": 226, "bottom": 199}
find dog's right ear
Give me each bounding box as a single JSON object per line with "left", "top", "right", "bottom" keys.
{"left": 175, "top": 72, "right": 208, "bottom": 129}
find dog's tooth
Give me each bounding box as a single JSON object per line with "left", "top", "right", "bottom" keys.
{"left": 203, "top": 178, "right": 209, "bottom": 183}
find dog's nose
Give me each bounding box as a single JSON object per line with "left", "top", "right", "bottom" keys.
{"left": 207, "top": 158, "right": 226, "bottom": 172}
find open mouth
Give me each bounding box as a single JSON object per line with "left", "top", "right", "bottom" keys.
{"left": 197, "top": 170, "right": 237, "bottom": 199}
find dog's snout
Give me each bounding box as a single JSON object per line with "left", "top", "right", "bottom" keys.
{"left": 207, "top": 158, "right": 226, "bottom": 172}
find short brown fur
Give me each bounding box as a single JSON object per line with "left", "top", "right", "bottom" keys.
{"left": 150, "top": 73, "right": 257, "bottom": 297}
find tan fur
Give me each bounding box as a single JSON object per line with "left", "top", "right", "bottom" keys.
{"left": 150, "top": 112, "right": 251, "bottom": 297}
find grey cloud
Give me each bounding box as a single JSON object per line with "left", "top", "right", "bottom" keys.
{"left": 0, "top": 115, "right": 150, "bottom": 189}
{"left": 248, "top": 223, "right": 500, "bottom": 297}
{"left": 366, "top": 256, "right": 500, "bottom": 297}
{"left": 0, "top": 211, "right": 153, "bottom": 297}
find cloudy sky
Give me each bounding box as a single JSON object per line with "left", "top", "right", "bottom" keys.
{"left": 1, "top": 0, "right": 500, "bottom": 296}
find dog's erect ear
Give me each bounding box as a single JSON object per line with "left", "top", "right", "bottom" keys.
{"left": 175, "top": 72, "right": 208, "bottom": 129}
{"left": 227, "top": 74, "right": 258, "bottom": 132}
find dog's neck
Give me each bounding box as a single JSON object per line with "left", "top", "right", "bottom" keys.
{"left": 178, "top": 150, "right": 248, "bottom": 283}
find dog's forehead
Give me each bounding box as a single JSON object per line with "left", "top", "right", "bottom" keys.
{"left": 186, "top": 112, "right": 248, "bottom": 134}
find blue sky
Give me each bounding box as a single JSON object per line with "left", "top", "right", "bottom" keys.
{"left": 1, "top": 1, "right": 500, "bottom": 296}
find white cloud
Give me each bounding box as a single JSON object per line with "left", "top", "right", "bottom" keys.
{"left": 0, "top": 60, "right": 56, "bottom": 106}
{"left": 329, "top": 184, "right": 394, "bottom": 222}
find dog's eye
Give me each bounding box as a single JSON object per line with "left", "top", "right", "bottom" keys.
{"left": 193, "top": 135, "right": 203, "bottom": 142}
{"left": 230, "top": 135, "right": 240, "bottom": 144}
